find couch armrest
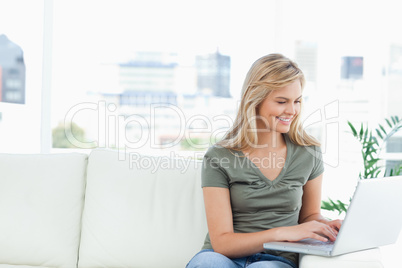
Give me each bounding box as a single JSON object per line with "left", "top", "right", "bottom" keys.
{"left": 299, "top": 248, "right": 383, "bottom": 268}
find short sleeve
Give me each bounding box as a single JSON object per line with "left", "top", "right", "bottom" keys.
{"left": 201, "top": 148, "right": 230, "bottom": 188}
{"left": 308, "top": 146, "right": 324, "bottom": 180}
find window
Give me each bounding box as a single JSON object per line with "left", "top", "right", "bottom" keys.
{"left": 1, "top": 0, "right": 402, "bottom": 199}
{"left": 0, "top": 0, "right": 43, "bottom": 153}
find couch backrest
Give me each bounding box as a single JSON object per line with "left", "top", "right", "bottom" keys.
{"left": 0, "top": 153, "right": 88, "bottom": 268}
{"left": 78, "top": 149, "right": 208, "bottom": 268}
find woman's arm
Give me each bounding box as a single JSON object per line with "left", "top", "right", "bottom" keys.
{"left": 298, "top": 174, "right": 343, "bottom": 233}
{"left": 204, "top": 185, "right": 339, "bottom": 259}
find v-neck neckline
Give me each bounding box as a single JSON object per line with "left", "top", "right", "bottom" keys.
{"left": 240, "top": 134, "right": 291, "bottom": 185}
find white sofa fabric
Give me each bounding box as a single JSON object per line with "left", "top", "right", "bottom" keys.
{"left": 0, "top": 153, "right": 87, "bottom": 268}
{"left": 0, "top": 149, "right": 384, "bottom": 268}
{"left": 299, "top": 248, "right": 384, "bottom": 268}
{"left": 78, "top": 149, "right": 207, "bottom": 268}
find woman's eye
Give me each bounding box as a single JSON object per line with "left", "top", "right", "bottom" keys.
{"left": 277, "top": 102, "right": 286, "bottom": 104}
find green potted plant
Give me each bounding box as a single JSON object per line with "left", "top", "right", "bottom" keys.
{"left": 321, "top": 116, "right": 402, "bottom": 215}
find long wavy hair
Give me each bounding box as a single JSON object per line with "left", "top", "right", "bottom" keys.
{"left": 218, "top": 53, "right": 320, "bottom": 150}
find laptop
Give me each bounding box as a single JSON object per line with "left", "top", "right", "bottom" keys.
{"left": 263, "top": 176, "right": 402, "bottom": 256}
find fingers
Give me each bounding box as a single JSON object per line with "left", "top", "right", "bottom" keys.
{"left": 311, "top": 232, "right": 329, "bottom": 242}
{"left": 284, "top": 220, "right": 342, "bottom": 243}
{"left": 324, "top": 225, "right": 338, "bottom": 241}
{"left": 309, "top": 221, "right": 338, "bottom": 242}
{"left": 324, "top": 219, "right": 343, "bottom": 240}
{"left": 329, "top": 219, "right": 343, "bottom": 231}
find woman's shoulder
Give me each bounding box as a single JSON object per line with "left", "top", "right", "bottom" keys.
{"left": 285, "top": 134, "right": 322, "bottom": 157}
{"left": 284, "top": 133, "right": 319, "bottom": 147}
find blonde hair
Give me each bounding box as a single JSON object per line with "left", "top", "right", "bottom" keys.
{"left": 218, "top": 53, "right": 320, "bottom": 150}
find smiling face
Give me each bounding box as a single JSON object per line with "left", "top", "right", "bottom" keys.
{"left": 256, "top": 80, "right": 302, "bottom": 134}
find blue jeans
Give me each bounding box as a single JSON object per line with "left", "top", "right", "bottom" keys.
{"left": 186, "top": 249, "right": 297, "bottom": 268}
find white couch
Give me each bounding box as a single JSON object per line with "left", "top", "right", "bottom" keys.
{"left": 0, "top": 149, "right": 384, "bottom": 268}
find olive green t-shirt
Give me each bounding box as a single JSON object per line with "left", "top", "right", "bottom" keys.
{"left": 201, "top": 134, "right": 324, "bottom": 266}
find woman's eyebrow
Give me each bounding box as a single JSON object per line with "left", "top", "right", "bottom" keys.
{"left": 274, "top": 95, "right": 303, "bottom": 100}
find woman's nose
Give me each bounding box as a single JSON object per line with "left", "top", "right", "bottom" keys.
{"left": 285, "top": 103, "right": 296, "bottom": 114}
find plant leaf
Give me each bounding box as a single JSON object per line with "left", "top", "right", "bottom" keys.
{"left": 321, "top": 198, "right": 348, "bottom": 215}
{"left": 379, "top": 124, "right": 387, "bottom": 135}
{"left": 375, "top": 129, "right": 383, "bottom": 139}
{"left": 348, "top": 121, "right": 357, "bottom": 137}
{"left": 359, "top": 123, "right": 364, "bottom": 140}
{"left": 391, "top": 116, "right": 396, "bottom": 124}
{"left": 386, "top": 118, "right": 393, "bottom": 128}
{"left": 338, "top": 201, "right": 348, "bottom": 212}
{"left": 363, "top": 128, "right": 369, "bottom": 143}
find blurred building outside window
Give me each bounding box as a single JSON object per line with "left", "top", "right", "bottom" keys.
{"left": 0, "top": 0, "right": 401, "bottom": 201}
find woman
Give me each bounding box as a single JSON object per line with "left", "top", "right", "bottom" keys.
{"left": 186, "top": 54, "right": 342, "bottom": 268}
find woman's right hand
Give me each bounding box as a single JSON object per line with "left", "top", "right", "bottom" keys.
{"left": 276, "top": 220, "right": 338, "bottom": 242}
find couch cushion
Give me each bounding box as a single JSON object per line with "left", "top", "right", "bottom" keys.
{"left": 299, "top": 248, "right": 384, "bottom": 268}
{"left": 0, "top": 153, "right": 88, "bottom": 268}
{"left": 0, "top": 265, "right": 53, "bottom": 268}
{"left": 78, "top": 149, "right": 207, "bottom": 268}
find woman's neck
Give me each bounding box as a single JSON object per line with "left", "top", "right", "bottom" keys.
{"left": 256, "top": 131, "right": 285, "bottom": 149}
{"left": 243, "top": 132, "right": 286, "bottom": 154}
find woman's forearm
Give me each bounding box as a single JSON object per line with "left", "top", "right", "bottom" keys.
{"left": 299, "top": 212, "right": 328, "bottom": 224}
{"left": 211, "top": 220, "right": 339, "bottom": 258}
{"left": 210, "top": 228, "right": 281, "bottom": 258}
